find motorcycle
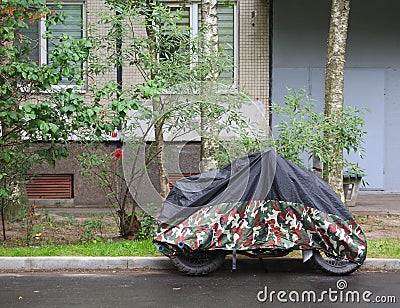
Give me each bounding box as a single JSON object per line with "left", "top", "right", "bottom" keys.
{"left": 153, "top": 148, "right": 367, "bottom": 276}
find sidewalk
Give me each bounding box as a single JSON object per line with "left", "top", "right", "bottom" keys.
{"left": 37, "top": 193, "right": 400, "bottom": 217}
{"left": 351, "top": 193, "right": 400, "bottom": 216}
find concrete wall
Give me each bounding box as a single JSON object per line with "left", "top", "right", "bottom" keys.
{"left": 272, "top": 0, "right": 400, "bottom": 192}
{"left": 273, "top": 0, "right": 400, "bottom": 68}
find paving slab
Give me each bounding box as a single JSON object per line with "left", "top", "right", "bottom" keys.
{"left": 353, "top": 193, "right": 400, "bottom": 216}
{"left": 37, "top": 193, "right": 400, "bottom": 217}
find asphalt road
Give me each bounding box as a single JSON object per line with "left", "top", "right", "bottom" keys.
{"left": 1, "top": 265, "right": 399, "bottom": 308}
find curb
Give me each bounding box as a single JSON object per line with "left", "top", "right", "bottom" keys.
{"left": 0, "top": 257, "right": 174, "bottom": 271}
{"left": 0, "top": 257, "right": 399, "bottom": 272}
{"left": 362, "top": 258, "right": 400, "bottom": 271}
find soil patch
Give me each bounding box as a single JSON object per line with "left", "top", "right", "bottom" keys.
{"left": 1, "top": 208, "right": 119, "bottom": 247}
{"left": 354, "top": 214, "right": 400, "bottom": 240}
{"left": 1, "top": 209, "right": 399, "bottom": 248}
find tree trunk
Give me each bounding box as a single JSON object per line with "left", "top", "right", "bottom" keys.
{"left": 200, "top": 0, "right": 219, "bottom": 75}
{"left": 143, "top": 2, "right": 170, "bottom": 198}
{"left": 200, "top": 0, "right": 219, "bottom": 173}
{"left": 1, "top": 201, "right": 6, "bottom": 241}
{"left": 324, "top": 0, "right": 351, "bottom": 202}
{"left": 0, "top": 25, "right": 24, "bottom": 235}
{"left": 200, "top": 106, "right": 219, "bottom": 172}
{"left": 154, "top": 113, "right": 170, "bottom": 199}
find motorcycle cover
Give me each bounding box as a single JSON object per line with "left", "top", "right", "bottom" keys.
{"left": 154, "top": 148, "right": 367, "bottom": 264}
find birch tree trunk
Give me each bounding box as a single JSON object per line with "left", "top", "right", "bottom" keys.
{"left": 324, "top": 0, "right": 351, "bottom": 202}
{"left": 200, "top": 0, "right": 219, "bottom": 69}
{"left": 200, "top": 0, "right": 219, "bottom": 172}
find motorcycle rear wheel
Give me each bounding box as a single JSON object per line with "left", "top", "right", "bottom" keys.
{"left": 170, "top": 250, "right": 226, "bottom": 276}
{"left": 312, "top": 250, "right": 363, "bottom": 275}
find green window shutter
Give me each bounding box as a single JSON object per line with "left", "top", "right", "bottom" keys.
{"left": 217, "top": 5, "right": 234, "bottom": 80}
{"left": 47, "top": 4, "right": 83, "bottom": 85}
{"left": 161, "top": 7, "right": 191, "bottom": 61}
{"left": 47, "top": 4, "right": 83, "bottom": 58}
{"left": 170, "top": 6, "right": 190, "bottom": 28}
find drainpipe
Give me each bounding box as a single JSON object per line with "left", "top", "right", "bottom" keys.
{"left": 116, "top": 10, "right": 123, "bottom": 146}
{"left": 268, "top": 0, "right": 273, "bottom": 129}
{"left": 116, "top": 10, "right": 123, "bottom": 99}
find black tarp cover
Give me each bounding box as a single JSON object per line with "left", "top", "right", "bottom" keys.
{"left": 158, "top": 148, "right": 353, "bottom": 224}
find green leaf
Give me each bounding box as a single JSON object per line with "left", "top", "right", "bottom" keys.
{"left": 39, "top": 122, "right": 50, "bottom": 133}
{"left": 48, "top": 123, "right": 59, "bottom": 134}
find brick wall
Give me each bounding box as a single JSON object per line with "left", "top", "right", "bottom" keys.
{"left": 31, "top": 0, "right": 271, "bottom": 206}
{"left": 86, "top": 0, "right": 146, "bottom": 90}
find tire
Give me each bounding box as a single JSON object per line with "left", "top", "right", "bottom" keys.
{"left": 312, "top": 250, "right": 364, "bottom": 276}
{"left": 170, "top": 250, "right": 226, "bottom": 276}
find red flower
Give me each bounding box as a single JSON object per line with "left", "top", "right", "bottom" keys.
{"left": 114, "top": 149, "right": 122, "bottom": 160}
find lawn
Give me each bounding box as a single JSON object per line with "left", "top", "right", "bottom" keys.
{"left": 366, "top": 238, "right": 400, "bottom": 259}
{"left": 0, "top": 209, "right": 399, "bottom": 259}
{"left": 0, "top": 238, "right": 399, "bottom": 259}
{"left": 0, "top": 238, "right": 159, "bottom": 257}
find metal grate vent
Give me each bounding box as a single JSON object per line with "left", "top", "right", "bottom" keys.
{"left": 27, "top": 174, "right": 73, "bottom": 199}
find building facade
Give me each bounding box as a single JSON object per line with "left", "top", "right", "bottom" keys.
{"left": 29, "top": 0, "right": 398, "bottom": 206}
{"left": 272, "top": 0, "right": 400, "bottom": 193}
{"left": 28, "top": 0, "right": 271, "bottom": 205}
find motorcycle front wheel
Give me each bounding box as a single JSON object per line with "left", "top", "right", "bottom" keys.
{"left": 170, "top": 250, "right": 226, "bottom": 276}
{"left": 312, "top": 250, "right": 363, "bottom": 275}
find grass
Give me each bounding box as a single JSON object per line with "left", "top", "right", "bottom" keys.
{"left": 0, "top": 238, "right": 399, "bottom": 259}
{"left": 366, "top": 238, "right": 400, "bottom": 259}
{"left": 0, "top": 238, "right": 159, "bottom": 257}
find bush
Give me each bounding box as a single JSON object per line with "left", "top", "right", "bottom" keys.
{"left": 273, "top": 88, "right": 367, "bottom": 177}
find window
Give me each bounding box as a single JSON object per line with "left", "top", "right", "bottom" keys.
{"left": 161, "top": 6, "right": 191, "bottom": 61}
{"left": 198, "top": 4, "right": 236, "bottom": 81}
{"left": 169, "top": 1, "right": 238, "bottom": 83}
{"left": 19, "top": 3, "right": 85, "bottom": 86}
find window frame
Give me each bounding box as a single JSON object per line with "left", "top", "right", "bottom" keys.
{"left": 36, "top": 2, "right": 87, "bottom": 90}
{"left": 167, "top": 1, "right": 238, "bottom": 85}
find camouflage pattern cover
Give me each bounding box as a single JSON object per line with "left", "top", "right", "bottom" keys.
{"left": 154, "top": 200, "right": 367, "bottom": 264}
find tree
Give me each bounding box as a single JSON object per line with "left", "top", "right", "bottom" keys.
{"left": 79, "top": 146, "right": 143, "bottom": 239}
{"left": 91, "top": 0, "right": 205, "bottom": 199}
{"left": 324, "top": 0, "right": 351, "bottom": 201}
{"left": 90, "top": 0, "right": 232, "bottom": 191}
{"left": 87, "top": 0, "right": 198, "bottom": 229}
{"left": 0, "top": 0, "right": 127, "bottom": 240}
{"left": 87, "top": 0, "right": 260, "bottom": 222}
{"left": 273, "top": 88, "right": 366, "bottom": 184}
{"left": 199, "top": 0, "right": 220, "bottom": 172}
